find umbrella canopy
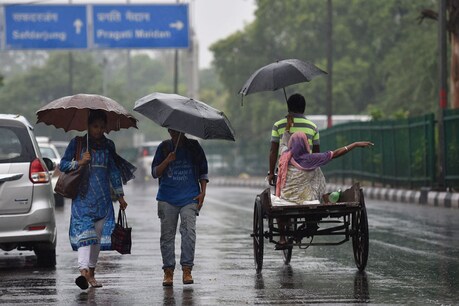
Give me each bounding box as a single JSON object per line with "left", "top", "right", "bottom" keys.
{"left": 133, "top": 92, "right": 235, "bottom": 141}
{"left": 239, "top": 59, "right": 327, "bottom": 100}
{"left": 36, "top": 94, "right": 138, "bottom": 132}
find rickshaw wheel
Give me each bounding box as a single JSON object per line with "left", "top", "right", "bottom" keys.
{"left": 352, "top": 189, "right": 369, "bottom": 271}
{"left": 253, "top": 196, "right": 264, "bottom": 274}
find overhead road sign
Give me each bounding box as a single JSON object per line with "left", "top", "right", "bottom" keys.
{"left": 92, "top": 4, "right": 189, "bottom": 49}
{"left": 4, "top": 5, "right": 87, "bottom": 49}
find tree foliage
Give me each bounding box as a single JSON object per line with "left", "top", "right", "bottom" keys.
{"left": 0, "top": 1, "right": 443, "bottom": 176}
{"left": 212, "top": 0, "right": 438, "bottom": 116}
{"left": 0, "top": 49, "right": 230, "bottom": 155}
{"left": 0, "top": 50, "right": 187, "bottom": 145}
{"left": 0, "top": 52, "right": 102, "bottom": 121}
{"left": 210, "top": 0, "right": 439, "bottom": 174}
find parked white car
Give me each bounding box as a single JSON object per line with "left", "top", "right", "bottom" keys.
{"left": 136, "top": 141, "right": 161, "bottom": 183}
{"left": 50, "top": 140, "right": 68, "bottom": 159}
{"left": 0, "top": 115, "right": 57, "bottom": 267}
{"left": 37, "top": 137, "right": 64, "bottom": 207}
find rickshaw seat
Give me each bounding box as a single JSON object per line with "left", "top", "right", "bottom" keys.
{"left": 258, "top": 183, "right": 361, "bottom": 213}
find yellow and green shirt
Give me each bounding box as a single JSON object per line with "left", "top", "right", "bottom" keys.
{"left": 271, "top": 114, "right": 320, "bottom": 153}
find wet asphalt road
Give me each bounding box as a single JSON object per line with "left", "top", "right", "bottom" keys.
{"left": 1, "top": 183, "right": 459, "bottom": 305}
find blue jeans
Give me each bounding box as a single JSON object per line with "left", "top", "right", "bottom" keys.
{"left": 157, "top": 201, "right": 198, "bottom": 270}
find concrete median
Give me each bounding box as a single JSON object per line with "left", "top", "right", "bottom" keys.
{"left": 211, "top": 176, "right": 459, "bottom": 209}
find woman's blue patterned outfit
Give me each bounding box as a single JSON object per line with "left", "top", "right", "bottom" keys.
{"left": 59, "top": 135, "right": 126, "bottom": 251}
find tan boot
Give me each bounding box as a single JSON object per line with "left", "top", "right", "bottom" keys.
{"left": 182, "top": 266, "right": 194, "bottom": 284}
{"left": 163, "top": 268, "right": 174, "bottom": 286}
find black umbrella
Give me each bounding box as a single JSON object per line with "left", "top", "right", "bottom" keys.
{"left": 133, "top": 92, "right": 235, "bottom": 141}
{"left": 239, "top": 59, "right": 327, "bottom": 102}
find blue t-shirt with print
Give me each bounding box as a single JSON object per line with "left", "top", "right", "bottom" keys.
{"left": 151, "top": 140, "right": 208, "bottom": 206}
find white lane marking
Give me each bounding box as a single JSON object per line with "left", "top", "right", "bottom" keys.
{"left": 372, "top": 240, "right": 459, "bottom": 261}
{"left": 205, "top": 196, "right": 253, "bottom": 213}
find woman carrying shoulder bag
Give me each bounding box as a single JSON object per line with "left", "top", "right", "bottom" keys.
{"left": 59, "top": 110, "right": 135, "bottom": 290}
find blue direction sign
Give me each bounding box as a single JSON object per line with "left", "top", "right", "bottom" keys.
{"left": 4, "top": 5, "right": 87, "bottom": 49}
{"left": 93, "top": 4, "right": 189, "bottom": 49}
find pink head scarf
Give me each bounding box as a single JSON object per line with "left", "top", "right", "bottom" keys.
{"left": 276, "top": 132, "right": 333, "bottom": 196}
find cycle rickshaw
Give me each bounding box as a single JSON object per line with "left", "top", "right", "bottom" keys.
{"left": 251, "top": 183, "right": 369, "bottom": 273}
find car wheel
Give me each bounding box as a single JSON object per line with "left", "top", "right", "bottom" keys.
{"left": 54, "top": 194, "right": 64, "bottom": 207}
{"left": 34, "top": 241, "right": 56, "bottom": 267}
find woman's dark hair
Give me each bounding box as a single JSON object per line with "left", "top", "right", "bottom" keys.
{"left": 88, "top": 110, "right": 107, "bottom": 125}
{"left": 287, "top": 93, "right": 306, "bottom": 114}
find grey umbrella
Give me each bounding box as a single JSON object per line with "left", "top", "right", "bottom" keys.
{"left": 239, "top": 59, "right": 327, "bottom": 102}
{"left": 133, "top": 92, "right": 235, "bottom": 141}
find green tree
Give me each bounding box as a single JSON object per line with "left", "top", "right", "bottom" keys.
{"left": 0, "top": 52, "right": 102, "bottom": 122}
{"left": 417, "top": 1, "right": 459, "bottom": 109}
{"left": 0, "top": 51, "right": 48, "bottom": 77}
{"left": 211, "top": 0, "right": 438, "bottom": 175}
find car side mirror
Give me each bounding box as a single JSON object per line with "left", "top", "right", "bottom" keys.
{"left": 42, "top": 157, "right": 56, "bottom": 171}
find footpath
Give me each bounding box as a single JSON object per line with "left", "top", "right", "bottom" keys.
{"left": 212, "top": 177, "right": 459, "bottom": 209}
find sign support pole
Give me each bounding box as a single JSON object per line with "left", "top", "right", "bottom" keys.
{"left": 173, "top": 0, "right": 180, "bottom": 94}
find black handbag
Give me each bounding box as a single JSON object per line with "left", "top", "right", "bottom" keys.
{"left": 111, "top": 209, "right": 132, "bottom": 255}
{"left": 54, "top": 137, "right": 85, "bottom": 199}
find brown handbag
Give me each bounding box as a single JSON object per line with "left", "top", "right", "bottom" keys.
{"left": 54, "top": 137, "right": 86, "bottom": 199}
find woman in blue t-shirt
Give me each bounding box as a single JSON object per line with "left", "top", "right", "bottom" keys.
{"left": 151, "top": 129, "right": 208, "bottom": 287}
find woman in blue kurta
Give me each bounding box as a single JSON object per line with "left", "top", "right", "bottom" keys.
{"left": 59, "top": 110, "right": 134, "bottom": 290}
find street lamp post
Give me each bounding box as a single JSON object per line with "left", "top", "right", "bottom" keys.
{"left": 326, "top": 0, "right": 333, "bottom": 128}
{"left": 438, "top": 0, "right": 447, "bottom": 189}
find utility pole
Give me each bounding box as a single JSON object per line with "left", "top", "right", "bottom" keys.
{"left": 186, "top": 0, "right": 199, "bottom": 99}
{"left": 68, "top": 52, "right": 73, "bottom": 95}
{"left": 326, "top": 0, "right": 333, "bottom": 128}
{"left": 126, "top": 0, "right": 132, "bottom": 93}
{"left": 174, "top": 50, "right": 179, "bottom": 94}
{"left": 438, "top": 0, "right": 447, "bottom": 190}
{"left": 173, "top": 0, "right": 180, "bottom": 93}
{"left": 102, "top": 57, "right": 108, "bottom": 95}
{"left": 438, "top": 0, "right": 447, "bottom": 189}
{"left": 68, "top": 0, "right": 73, "bottom": 95}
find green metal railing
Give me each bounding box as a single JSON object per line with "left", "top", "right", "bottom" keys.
{"left": 444, "top": 109, "right": 459, "bottom": 188}
{"left": 320, "top": 114, "right": 436, "bottom": 189}
{"left": 202, "top": 111, "right": 458, "bottom": 190}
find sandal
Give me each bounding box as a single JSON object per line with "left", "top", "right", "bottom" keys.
{"left": 88, "top": 278, "right": 103, "bottom": 288}
{"left": 87, "top": 268, "right": 103, "bottom": 288}
{"left": 75, "top": 275, "right": 89, "bottom": 290}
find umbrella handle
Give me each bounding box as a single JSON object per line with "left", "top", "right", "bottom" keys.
{"left": 283, "top": 88, "right": 288, "bottom": 102}
{"left": 85, "top": 124, "right": 90, "bottom": 171}
{"left": 86, "top": 133, "right": 91, "bottom": 171}
{"left": 173, "top": 132, "right": 182, "bottom": 153}
{"left": 86, "top": 110, "right": 90, "bottom": 153}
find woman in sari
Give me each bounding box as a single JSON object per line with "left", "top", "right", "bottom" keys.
{"left": 275, "top": 115, "right": 373, "bottom": 247}
{"left": 59, "top": 110, "right": 135, "bottom": 289}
